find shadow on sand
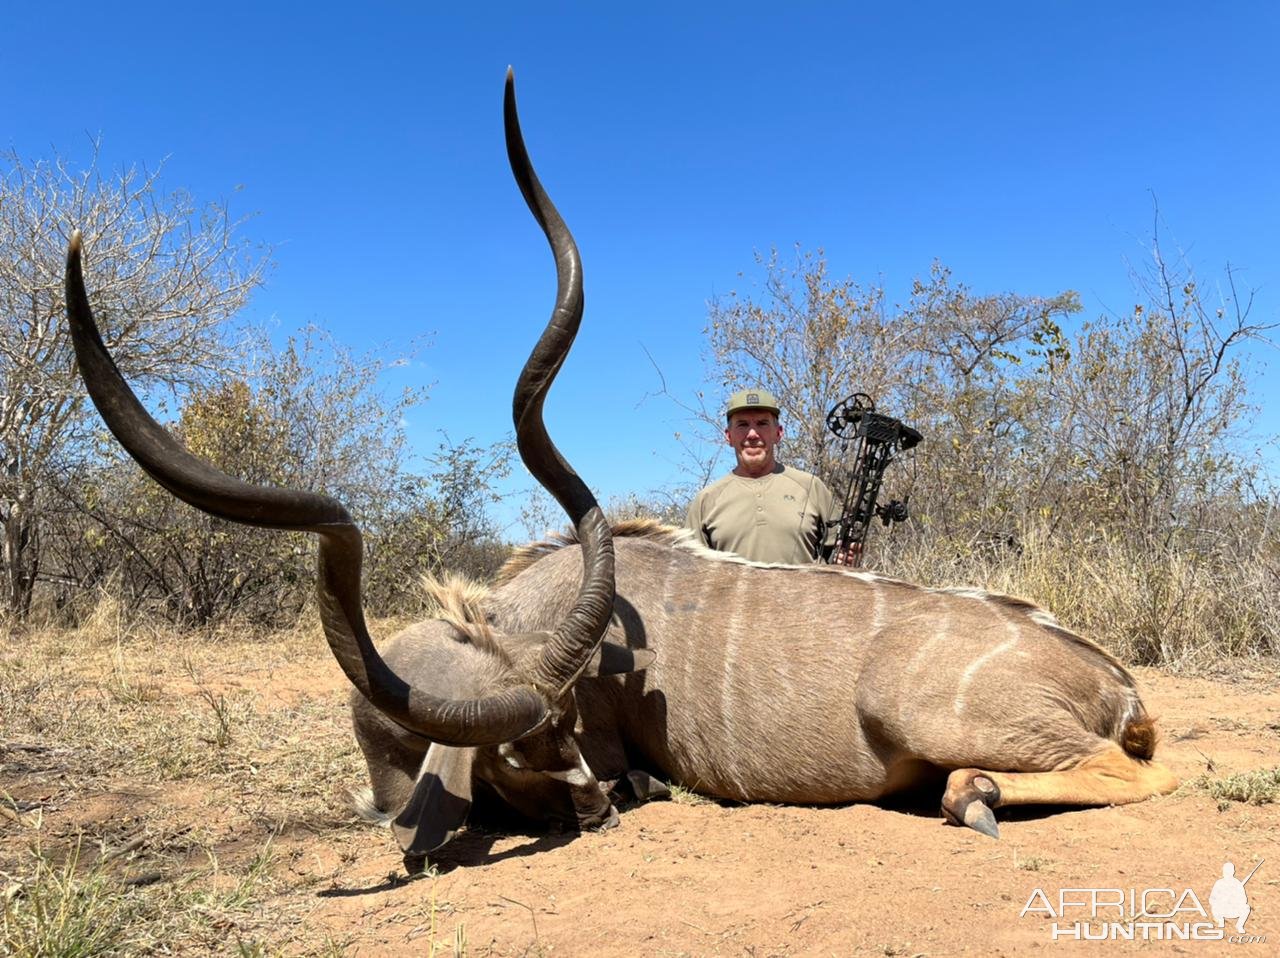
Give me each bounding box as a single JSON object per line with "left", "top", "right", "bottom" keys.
{"left": 314, "top": 825, "right": 580, "bottom": 898}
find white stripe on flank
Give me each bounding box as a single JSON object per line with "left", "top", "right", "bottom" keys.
{"left": 720, "top": 573, "right": 746, "bottom": 788}
{"left": 723, "top": 572, "right": 746, "bottom": 678}
{"left": 1117, "top": 692, "right": 1141, "bottom": 733}
{"left": 867, "top": 578, "right": 888, "bottom": 638}
{"left": 953, "top": 637, "right": 1020, "bottom": 715}
{"left": 906, "top": 630, "right": 946, "bottom": 679}
{"left": 681, "top": 564, "right": 705, "bottom": 717}
{"left": 659, "top": 551, "right": 675, "bottom": 625}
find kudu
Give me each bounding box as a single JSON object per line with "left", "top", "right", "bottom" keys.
{"left": 68, "top": 73, "right": 1178, "bottom": 875}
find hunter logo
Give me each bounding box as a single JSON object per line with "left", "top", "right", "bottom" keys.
{"left": 1020, "top": 859, "right": 1266, "bottom": 942}
{"left": 1212, "top": 861, "right": 1262, "bottom": 932}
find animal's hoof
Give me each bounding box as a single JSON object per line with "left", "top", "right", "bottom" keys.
{"left": 941, "top": 771, "right": 1001, "bottom": 838}
{"left": 961, "top": 800, "right": 1000, "bottom": 838}
{"left": 625, "top": 769, "right": 672, "bottom": 802}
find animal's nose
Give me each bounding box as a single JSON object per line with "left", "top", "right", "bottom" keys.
{"left": 579, "top": 802, "right": 619, "bottom": 831}
{"left": 573, "top": 794, "right": 617, "bottom": 830}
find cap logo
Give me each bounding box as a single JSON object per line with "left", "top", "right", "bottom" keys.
{"left": 746, "top": 392, "right": 760, "bottom": 405}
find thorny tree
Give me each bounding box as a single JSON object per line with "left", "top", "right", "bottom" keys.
{"left": 1040, "top": 226, "right": 1273, "bottom": 551}
{"left": 48, "top": 326, "right": 514, "bottom": 625}
{"left": 0, "top": 146, "right": 266, "bottom": 619}
{"left": 701, "top": 247, "right": 904, "bottom": 485}
{"left": 57, "top": 328, "right": 425, "bottom": 624}
{"left": 698, "top": 238, "right": 1270, "bottom": 564}
{"left": 701, "top": 248, "right": 1078, "bottom": 536}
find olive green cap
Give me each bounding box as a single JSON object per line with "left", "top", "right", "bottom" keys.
{"left": 725, "top": 388, "right": 781, "bottom": 419}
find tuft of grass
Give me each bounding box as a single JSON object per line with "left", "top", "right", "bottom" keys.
{"left": 1, "top": 830, "right": 296, "bottom": 956}
{"left": 1, "top": 841, "right": 142, "bottom": 957}
{"left": 78, "top": 590, "right": 129, "bottom": 646}
{"left": 197, "top": 687, "right": 237, "bottom": 749}
{"left": 219, "top": 839, "right": 277, "bottom": 910}
{"left": 667, "top": 784, "right": 712, "bottom": 806}
{"left": 1199, "top": 767, "right": 1280, "bottom": 808}
{"left": 105, "top": 640, "right": 162, "bottom": 706}
{"left": 402, "top": 878, "right": 467, "bottom": 956}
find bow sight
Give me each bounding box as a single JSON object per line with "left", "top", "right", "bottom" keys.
{"left": 825, "top": 393, "right": 921, "bottom": 566}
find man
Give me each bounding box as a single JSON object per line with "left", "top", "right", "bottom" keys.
{"left": 685, "top": 389, "right": 842, "bottom": 564}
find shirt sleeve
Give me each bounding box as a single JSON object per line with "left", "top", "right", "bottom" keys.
{"left": 685, "top": 492, "right": 710, "bottom": 547}
{"left": 817, "top": 478, "right": 841, "bottom": 551}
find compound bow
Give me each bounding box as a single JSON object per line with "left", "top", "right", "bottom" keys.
{"left": 825, "top": 393, "right": 921, "bottom": 567}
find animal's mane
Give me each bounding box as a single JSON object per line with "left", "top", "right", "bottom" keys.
{"left": 418, "top": 571, "right": 502, "bottom": 654}
{"left": 491, "top": 517, "right": 1130, "bottom": 677}
{"left": 494, "top": 517, "right": 688, "bottom": 585}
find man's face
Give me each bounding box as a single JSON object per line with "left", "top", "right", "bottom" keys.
{"left": 725, "top": 409, "right": 782, "bottom": 477}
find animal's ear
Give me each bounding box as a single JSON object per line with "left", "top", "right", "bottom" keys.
{"left": 392, "top": 744, "right": 475, "bottom": 858}
{"left": 583, "top": 642, "right": 656, "bottom": 677}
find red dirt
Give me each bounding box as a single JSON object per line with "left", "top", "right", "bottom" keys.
{"left": 8, "top": 660, "right": 1280, "bottom": 956}
{"left": 281, "top": 666, "right": 1280, "bottom": 955}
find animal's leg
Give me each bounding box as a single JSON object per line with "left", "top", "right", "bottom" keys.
{"left": 942, "top": 744, "right": 1179, "bottom": 838}
{"left": 940, "top": 771, "right": 1002, "bottom": 837}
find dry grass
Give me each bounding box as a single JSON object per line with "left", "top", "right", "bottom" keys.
{"left": 0, "top": 596, "right": 375, "bottom": 954}
{"left": 880, "top": 522, "right": 1280, "bottom": 670}
{"left": 666, "top": 784, "right": 713, "bottom": 807}
{"left": 0, "top": 833, "right": 301, "bottom": 956}
{"left": 2, "top": 839, "right": 146, "bottom": 955}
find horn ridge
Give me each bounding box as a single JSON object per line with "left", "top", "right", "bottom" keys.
{"left": 503, "top": 71, "right": 594, "bottom": 526}
{"left": 502, "top": 70, "right": 616, "bottom": 695}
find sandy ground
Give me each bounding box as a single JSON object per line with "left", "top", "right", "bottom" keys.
{"left": 4, "top": 653, "right": 1279, "bottom": 956}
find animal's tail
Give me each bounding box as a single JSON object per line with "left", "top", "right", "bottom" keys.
{"left": 1120, "top": 715, "right": 1160, "bottom": 760}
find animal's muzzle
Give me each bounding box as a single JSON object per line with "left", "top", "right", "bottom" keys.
{"left": 576, "top": 801, "right": 620, "bottom": 831}
{"left": 570, "top": 784, "right": 619, "bottom": 831}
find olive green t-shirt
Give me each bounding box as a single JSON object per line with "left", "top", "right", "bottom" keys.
{"left": 685, "top": 465, "right": 840, "bottom": 564}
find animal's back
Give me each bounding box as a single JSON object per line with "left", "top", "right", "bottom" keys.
{"left": 488, "top": 531, "right": 1152, "bottom": 803}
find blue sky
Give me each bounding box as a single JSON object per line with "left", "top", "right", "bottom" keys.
{"left": 7, "top": 3, "right": 1278, "bottom": 535}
